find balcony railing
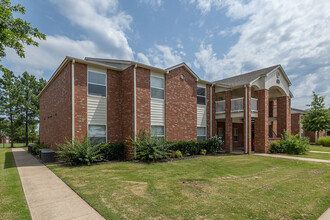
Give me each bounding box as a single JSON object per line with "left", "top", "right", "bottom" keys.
{"left": 251, "top": 98, "right": 258, "bottom": 112}
{"left": 216, "top": 97, "right": 258, "bottom": 113}
{"left": 231, "top": 98, "right": 243, "bottom": 112}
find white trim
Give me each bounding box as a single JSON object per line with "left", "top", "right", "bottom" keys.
{"left": 72, "top": 59, "right": 75, "bottom": 142}
{"left": 87, "top": 70, "right": 107, "bottom": 97}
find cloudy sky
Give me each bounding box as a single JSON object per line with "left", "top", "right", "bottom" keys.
{"left": 3, "top": 0, "right": 330, "bottom": 108}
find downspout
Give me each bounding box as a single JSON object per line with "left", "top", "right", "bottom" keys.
{"left": 244, "top": 84, "right": 248, "bottom": 154}
{"left": 210, "top": 84, "right": 213, "bottom": 138}
{"left": 133, "top": 64, "right": 137, "bottom": 158}
{"left": 72, "top": 59, "right": 75, "bottom": 143}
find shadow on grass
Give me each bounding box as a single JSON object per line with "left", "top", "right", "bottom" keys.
{"left": 4, "top": 151, "right": 15, "bottom": 169}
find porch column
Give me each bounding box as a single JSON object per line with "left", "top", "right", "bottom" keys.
{"left": 277, "top": 96, "right": 291, "bottom": 135}
{"left": 225, "top": 90, "right": 232, "bottom": 153}
{"left": 244, "top": 86, "right": 252, "bottom": 154}
{"left": 255, "top": 89, "right": 269, "bottom": 153}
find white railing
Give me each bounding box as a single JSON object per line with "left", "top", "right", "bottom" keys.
{"left": 231, "top": 98, "right": 243, "bottom": 112}
{"left": 216, "top": 100, "right": 225, "bottom": 113}
{"left": 216, "top": 97, "right": 258, "bottom": 114}
{"left": 251, "top": 98, "right": 258, "bottom": 112}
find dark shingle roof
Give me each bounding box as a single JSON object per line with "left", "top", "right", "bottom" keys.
{"left": 213, "top": 65, "right": 280, "bottom": 87}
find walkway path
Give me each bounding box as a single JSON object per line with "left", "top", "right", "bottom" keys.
{"left": 254, "top": 153, "right": 330, "bottom": 163}
{"left": 318, "top": 207, "right": 330, "bottom": 220}
{"left": 310, "top": 151, "right": 330, "bottom": 154}
{"left": 12, "top": 148, "right": 104, "bottom": 220}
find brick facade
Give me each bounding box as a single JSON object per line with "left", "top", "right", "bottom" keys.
{"left": 74, "top": 63, "right": 88, "bottom": 141}
{"left": 291, "top": 113, "right": 301, "bottom": 135}
{"left": 277, "top": 96, "right": 291, "bottom": 135}
{"left": 136, "top": 67, "right": 151, "bottom": 132}
{"left": 225, "top": 90, "right": 233, "bottom": 153}
{"left": 40, "top": 62, "right": 72, "bottom": 150}
{"left": 165, "top": 67, "right": 197, "bottom": 142}
{"left": 244, "top": 86, "right": 252, "bottom": 154}
{"left": 254, "top": 89, "right": 269, "bottom": 153}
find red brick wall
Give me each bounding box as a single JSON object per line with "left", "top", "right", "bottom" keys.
{"left": 206, "top": 85, "right": 216, "bottom": 139}
{"left": 165, "top": 67, "right": 197, "bottom": 142}
{"left": 74, "top": 62, "right": 88, "bottom": 141}
{"left": 39, "top": 62, "right": 72, "bottom": 150}
{"left": 277, "top": 96, "right": 291, "bottom": 135}
{"left": 244, "top": 86, "right": 252, "bottom": 154}
{"left": 225, "top": 90, "right": 233, "bottom": 153}
{"left": 206, "top": 85, "right": 211, "bottom": 139}
{"left": 291, "top": 113, "right": 301, "bottom": 135}
{"left": 121, "top": 66, "right": 135, "bottom": 158}
{"left": 255, "top": 89, "right": 269, "bottom": 153}
{"left": 136, "top": 67, "right": 151, "bottom": 132}
{"left": 212, "top": 86, "right": 217, "bottom": 137}
{"left": 107, "top": 69, "right": 122, "bottom": 143}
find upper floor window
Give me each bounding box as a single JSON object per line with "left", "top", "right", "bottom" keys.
{"left": 88, "top": 71, "right": 106, "bottom": 97}
{"left": 197, "top": 87, "right": 206, "bottom": 105}
{"left": 151, "top": 76, "right": 164, "bottom": 99}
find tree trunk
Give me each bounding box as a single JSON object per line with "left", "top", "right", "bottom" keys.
{"left": 317, "top": 130, "right": 320, "bottom": 144}
{"left": 25, "top": 110, "right": 28, "bottom": 147}
{"left": 10, "top": 113, "right": 14, "bottom": 148}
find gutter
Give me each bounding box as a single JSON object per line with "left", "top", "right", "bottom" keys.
{"left": 72, "top": 59, "right": 75, "bottom": 142}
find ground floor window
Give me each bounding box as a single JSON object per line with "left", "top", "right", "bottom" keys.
{"left": 234, "top": 128, "right": 238, "bottom": 142}
{"left": 88, "top": 124, "right": 106, "bottom": 145}
{"left": 197, "top": 127, "right": 206, "bottom": 141}
{"left": 218, "top": 127, "right": 224, "bottom": 139}
{"left": 151, "top": 125, "right": 165, "bottom": 138}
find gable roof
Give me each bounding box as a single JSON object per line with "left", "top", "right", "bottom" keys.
{"left": 291, "top": 108, "right": 308, "bottom": 114}
{"left": 213, "top": 65, "right": 280, "bottom": 87}
{"left": 165, "top": 62, "right": 200, "bottom": 81}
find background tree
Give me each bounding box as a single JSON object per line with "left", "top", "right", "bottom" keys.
{"left": 0, "top": 0, "right": 46, "bottom": 70}
{"left": 0, "top": 69, "right": 20, "bottom": 147}
{"left": 0, "top": 117, "right": 9, "bottom": 147}
{"left": 301, "top": 91, "right": 330, "bottom": 141}
{"left": 18, "top": 72, "right": 46, "bottom": 146}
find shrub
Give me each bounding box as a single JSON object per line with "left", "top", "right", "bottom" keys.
{"left": 317, "top": 136, "right": 330, "bottom": 146}
{"left": 175, "top": 150, "right": 183, "bottom": 158}
{"left": 269, "top": 131, "right": 310, "bottom": 155}
{"left": 206, "top": 136, "right": 223, "bottom": 154}
{"left": 200, "top": 149, "right": 207, "bottom": 155}
{"left": 130, "top": 130, "right": 171, "bottom": 162}
{"left": 31, "top": 143, "right": 48, "bottom": 155}
{"left": 97, "top": 142, "right": 125, "bottom": 160}
{"left": 58, "top": 138, "right": 104, "bottom": 166}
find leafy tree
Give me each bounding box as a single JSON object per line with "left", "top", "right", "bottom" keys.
{"left": 0, "top": 69, "right": 20, "bottom": 147}
{"left": 18, "top": 72, "right": 46, "bottom": 146}
{"left": 0, "top": 118, "right": 9, "bottom": 147}
{"left": 0, "top": 0, "right": 46, "bottom": 70}
{"left": 301, "top": 91, "right": 330, "bottom": 141}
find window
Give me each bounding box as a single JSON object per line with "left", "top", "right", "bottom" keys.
{"left": 197, "top": 87, "right": 206, "bottom": 105}
{"left": 151, "top": 76, "right": 164, "bottom": 99}
{"left": 234, "top": 128, "right": 238, "bottom": 142}
{"left": 218, "top": 127, "right": 224, "bottom": 139}
{"left": 88, "top": 125, "right": 106, "bottom": 145}
{"left": 151, "top": 125, "right": 165, "bottom": 138}
{"left": 88, "top": 71, "right": 106, "bottom": 97}
{"left": 197, "top": 127, "right": 206, "bottom": 141}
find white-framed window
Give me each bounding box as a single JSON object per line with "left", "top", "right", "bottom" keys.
{"left": 234, "top": 128, "right": 238, "bottom": 142}
{"left": 197, "top": 127, "right": 206, "bottom": 141}
{"left": 151, "top": 125, "right": 165, "bottom": 138}
{"left": 197, "top": 87, "right": 206, "bottom": 105}
{"left": 88, "top": 71, "right": 106, "bottom": 97}
{"left": 88, "top": 124, "right": 106, "bottom": 145}
{"left": 151, "top": 76, "right": 164, "bottom": 99}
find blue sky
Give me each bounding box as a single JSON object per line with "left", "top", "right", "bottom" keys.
{"left": 3, "top": 0, "right": 330, "bottom": 109}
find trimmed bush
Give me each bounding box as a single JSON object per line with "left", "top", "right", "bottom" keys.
{"left": 206, "top": 136, "right": 223, "bottom": 154}
{"left": 174, "top": 150, "right": 183, "bottom": 158}
{"left": 200, "top": 149, "right": 207, "bottom": 155}
{"left": 58, "top": 138, "right": 104, "bottom": 166}
{"left": 31, "top": 143, "right": 48, "bottom": 155}
{"left": 97, "top": 142, "right": 125, "bottom": 160}
{"left": 269, "top": 131, "right": 310, "bottom": 155}
{"left": 317, "top": 136, "right": 330, "bottom": 146}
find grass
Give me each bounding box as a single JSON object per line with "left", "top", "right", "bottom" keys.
{"left": 48, "top": 155, "right": 330, "bottom": 219}
{"left": 1, "top": 143, "right": 29, "bottom": 148}
{"left": 286, "top": 152, "right": 330, "bottom": 160}
{"left": 310, "top": 145, "right": 330, "bottom": 152}
{"left": 0, "top": 149, "right": 30, "bottom": 220}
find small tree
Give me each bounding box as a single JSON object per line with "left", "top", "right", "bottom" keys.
{"left": 301, "top": 91, "right": 330, "bottom": 142}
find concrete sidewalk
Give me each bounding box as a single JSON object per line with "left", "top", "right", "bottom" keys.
{"left": 254, "top": 153, "right": 330, "bottom": 163}
{"left": 12, "top": 148, "right": 104, "bottom": 220}
{"left": 310, "top": 151, "right": 330, "bottom": 154}
{"left": 318, "top": 207, "right": 330, "bottom": 220}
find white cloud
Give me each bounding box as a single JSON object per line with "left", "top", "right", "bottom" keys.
{"left": 189, "top": 0, "right": 224, "bottom": 14}
{"left": 139, "top": 0, "right": 163, "bottom": 8}
{"left": 146, "top": 44, "right": 185, "bottom": 68}
{"left": 137, "top": 53, "right": 151, "bottom": 65}
{"left": 3, "top": 36, "right": 109, "bottom": 78}
{"left": 193, "top": 0, "right": 330, "bottom": 108}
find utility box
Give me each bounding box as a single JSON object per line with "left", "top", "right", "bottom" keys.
{"left": 39, "top": 149, "right": 55, "bottom": 163}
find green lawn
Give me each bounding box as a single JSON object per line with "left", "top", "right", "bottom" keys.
{"left": 48, "top": 155, "right": 330, "bottom": 219}
{"left": 1, "top": 143, "right": 29, "bottom": 148}
{"left": 310, "top": 145, "right": 330, "bottom": 152}
{"left": 0, "top": 149, "right": 30, "bottom": 220}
